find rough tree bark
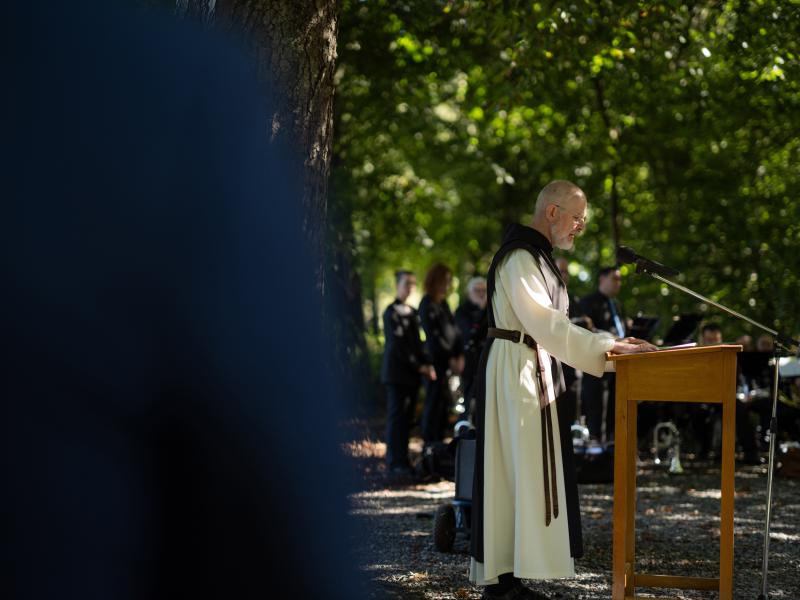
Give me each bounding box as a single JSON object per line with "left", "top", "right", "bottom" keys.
{"left": 175, "top": 0, "right": 216, "bottom": 24}
{"left": 173, "top": 0, "right": 373, "bottom": 410}
{"left": 210, "top": 0, "right": 339, "bottom": 294}
{"left": 172, "top": 0, "right": 336, "bottom": 292}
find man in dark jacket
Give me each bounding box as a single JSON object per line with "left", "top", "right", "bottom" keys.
{"left": 554, "top": 257, "right": 593, "bottom": 427}
{"left": 380, "top": 271, "right": 435, "bottom": 473}
{"left": 579, "top": 266, "right": 626, "bottom": 440}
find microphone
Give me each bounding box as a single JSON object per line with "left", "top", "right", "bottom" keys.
{"left": 617, "top": 246, "right": 680, "bottom": 278}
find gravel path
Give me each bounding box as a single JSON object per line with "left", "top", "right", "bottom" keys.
{"left": 345, "top": 423, "right": 800, "bottom": 599}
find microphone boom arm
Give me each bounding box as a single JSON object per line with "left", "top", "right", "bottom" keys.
{"left": 631, "top": 262, "right": 799, "bottom": 599}
{"left": 647, "top": 271, "right": 798, "bottom": 351}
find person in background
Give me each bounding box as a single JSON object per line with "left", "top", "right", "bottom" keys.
{"left": 380, "top": 270, "right": 436, "bottom": 476}
{"left": 554, "top": 257, "right": 592, "bottom": 427}
{"left": 691, "top": 323, "right": 729, "bottom": 460}
{"left": 3, "top": 3, "right": 366, "bottom": 598}
{"left": 555, "top": 257, "right": 594, "bottom": 332}
{"left": 701, "top": 323, "right": 723, "bottom": 345}
{"left": 757, "top": 334, "right": 775, "bottom": 353}
{"left": 579, "top": 266, "right": 625, "bottom": 441}
{"left": 736, "top": 334, "right": 754, "bottom": 352}
{"left": 455, "top": 276, "right": 488, "bottom": 418}
{"left": 751, "top": 333, "right": 779, "bottom": 452}
{"left": 419, "top": 264, "right": 464, "bottom": 443}
{"left": 707, "top": 324, "right": 764, "bottom": 463}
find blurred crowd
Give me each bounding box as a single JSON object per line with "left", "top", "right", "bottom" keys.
{"left": 380, "top": 262, "right": 800, "bottom": 476}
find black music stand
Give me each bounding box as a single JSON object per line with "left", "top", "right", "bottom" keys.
{"left": 628, "top": 315, "right": 660, "bottom": 342}
{"left": 662, "top": 313, "right": 703, "bottom": 345}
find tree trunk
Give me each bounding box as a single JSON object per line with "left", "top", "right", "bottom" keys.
{"left": 175, "top": 0, "right": 216, "bottom": 24}
{"left": 209, "top": 0, "right": 338, "bottom": 294}
{"left": 326, "top": 216, "right": 375, "bottom": 413}
{"left": 593, "top": 77, "right": 622, "bottom": 254}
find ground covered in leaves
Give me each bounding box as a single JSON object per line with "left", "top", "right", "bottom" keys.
{"left": 344, "top": 420, "right": 800, "bottom": 599}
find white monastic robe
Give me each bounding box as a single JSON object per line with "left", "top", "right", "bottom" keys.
{"left": 470, "top": 249, "right": 615, "bottom": 585}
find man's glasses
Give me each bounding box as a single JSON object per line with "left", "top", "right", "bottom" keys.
{"left": 553, "top": 204, "right": 588, "bottom": 227}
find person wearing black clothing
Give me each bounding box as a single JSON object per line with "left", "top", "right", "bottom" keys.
{"left": 455, "top": 276, "right": 488, "bottom": 417}
{"left": 555, "top": 257, "right": 594, "bottom": 427}
{"left": 380, "top": 271, "right": 435, "bottom": 472}
{"left": 554, "top": 258, "right": 594, "bottom": 332}
{"left": 419, "top": 264, "right": 464, "bottom": 443}
{"left": 467, "top": 181, "right": 656, "bottom": 598}
{"left": 579, "top": 266, "right": 625, "bottom": 440}
{"left": 3, "top": 5, "right": 367, "bottom": 598}
{"left": 691, "top": 324, "right": 763, "bottom": 463}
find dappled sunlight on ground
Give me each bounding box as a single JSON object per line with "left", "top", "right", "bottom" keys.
{"left": 345, "top": 439, "right": 387, "bottom": 459}
{"left": 347, "top": 424, "right": 800, "bottom": 599}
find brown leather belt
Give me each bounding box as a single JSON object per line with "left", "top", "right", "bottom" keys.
{"left": 487, "top": 327, "right": 537, "bottom": 350}
{"left": 486, "top": 326, "right": 559, "bottom": 527}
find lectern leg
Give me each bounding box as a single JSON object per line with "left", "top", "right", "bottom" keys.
{"left": 719, "top": 397, "right": 736, "bottom": 599}
{"left": 612, "top": 369, "right": 629, "bottom": 600}
{"left": 625, "top": 399, "right": 638, "bottom": 597}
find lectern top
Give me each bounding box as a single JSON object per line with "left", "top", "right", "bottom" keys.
{"left": 606, "top": 343, "right": 742, "bottom": 362}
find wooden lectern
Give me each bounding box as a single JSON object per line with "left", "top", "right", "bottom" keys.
{"left": 607, "top": 344, "right": 742, "bottom": 600}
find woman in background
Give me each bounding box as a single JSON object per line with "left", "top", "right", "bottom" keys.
{"left": 419, "top": 263, "right": 464, "bottom": 443}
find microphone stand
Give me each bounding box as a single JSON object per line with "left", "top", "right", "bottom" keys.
{"left": 628, "top": 259, "right": 800, "bottom": 600}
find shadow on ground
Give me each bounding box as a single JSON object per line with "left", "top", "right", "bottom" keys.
{"left": 345, "top": 421, "right": 800, "bottom": 599}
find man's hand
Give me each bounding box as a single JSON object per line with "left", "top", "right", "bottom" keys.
{"left": 611, "top": 337, "right": 658, "bottom": 354}
{"left": 419, "top": 365, "right": 437, "bottom": 381}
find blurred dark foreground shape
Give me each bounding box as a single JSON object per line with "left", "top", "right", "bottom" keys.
{"left": 2, "top": 2, "right": 365, "bottom": 599}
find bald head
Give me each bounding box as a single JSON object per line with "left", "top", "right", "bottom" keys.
{"left": 531, "top": 180, "right": 588, "bottom": 250}
{"left": 534, "top": 180, "right": 586, "bottom": 217}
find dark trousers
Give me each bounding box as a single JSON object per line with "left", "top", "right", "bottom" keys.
{"left": 422, "top": 365, "right": 451, "bottom": 443}
{"left": 385, "top": 384, "right": 419, "bottom": 469}
{"left": 560, "top": 365, "right": 578, "bottom": 427}
{"left": 736, "top": 401, "right": 759, "bottom": 455}
{"left": 581, "top": 372, "right": 616, "bottom": 441}
{"left": 688, "top": 403, "right": 753, "bottom": 458}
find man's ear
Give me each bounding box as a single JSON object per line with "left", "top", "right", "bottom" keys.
{"left": 545, "top": 203, "right": 558, "bottom": 222}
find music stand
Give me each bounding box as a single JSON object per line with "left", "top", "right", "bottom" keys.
{"left": 627, "top": 315, "right": 660, "bottom": 342}
{"left": 662, "top": 313, "right": 703, "bottom": 346}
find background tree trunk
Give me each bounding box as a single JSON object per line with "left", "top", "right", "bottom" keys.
{"left": 212, "top": 0, "right": 338, "bottom": 294}
{"left": 172, "top": 0, "right": 374, "bottom": 412}
{"left": 593, "top": 76, "right": 622, "bottom": 254}
{"left": 175, "top": 0, "right": 216, "bottom": 23}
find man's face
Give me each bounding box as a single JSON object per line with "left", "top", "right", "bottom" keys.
{"left": 549, "top": 194, "right": 588, "bottom": 250}
{"left": 397, "top": 274, "right": 416, "bottom": 302}
{"left": 599, "top": 269, "right": 622, "bottom": 298}
{"left": 469, "top": 282, "right": 488, "bottom": 309}
{"left": 701, "top": 329, "right": 723, "bottom": 346}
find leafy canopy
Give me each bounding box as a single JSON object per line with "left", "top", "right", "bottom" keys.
{"left": 334, "top": 1, "right": 800, "bottom": 340}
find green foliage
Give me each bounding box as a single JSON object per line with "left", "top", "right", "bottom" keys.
{"left": 333, "top": 1, "right": 800, "bottom": 340}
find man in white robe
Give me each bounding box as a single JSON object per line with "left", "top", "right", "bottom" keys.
{"left": 469, "top": 181, "right": 656, "bottom": 599}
